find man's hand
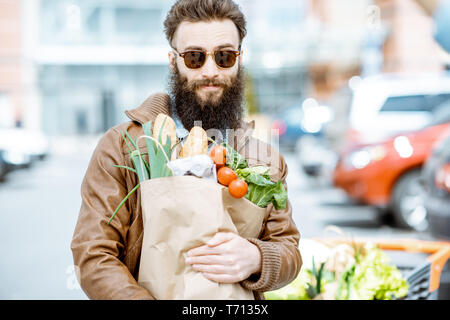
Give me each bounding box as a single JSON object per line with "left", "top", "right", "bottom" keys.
{"left": 185, "top": 232, "right": 261, "bottom": 284}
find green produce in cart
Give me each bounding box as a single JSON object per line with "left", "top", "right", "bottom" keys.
{"left": 265, "top": 242, "right": 409, "bottom": 300}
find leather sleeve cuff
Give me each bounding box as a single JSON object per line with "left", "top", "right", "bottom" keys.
{"left": 240, "top": 238, "right": 282, "bottom": 292}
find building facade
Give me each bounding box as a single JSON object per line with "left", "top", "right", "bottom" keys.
{"left": 0, "top": 0, "right": 23, "bottom": 128}
{"left": 3, "top": 0, "right": 311, "bottom": 136}
{"left": 3, "top": 0, "right": 446, "bottom": 137}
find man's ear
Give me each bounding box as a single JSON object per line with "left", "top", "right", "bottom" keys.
{"left": 168, "top": 51, "right": 176, "bottom": 73}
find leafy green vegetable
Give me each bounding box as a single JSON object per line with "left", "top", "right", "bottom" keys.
{"left": 236, "top": 166, "right": 270, "bottom": 178}
{"left": 264, "top": 267, "right": 312, "bottom": 300}
{"left": 245, "top": 179, "right": 287, "bottom": 210}
{"left": 265, "top": 258, "right": 334, "bottom": 300}
{"left": 306, "top": 257, "right": 326, "bottom": 299}
{"left": 222, "top": 142, "right": 248, "bottom": 171}
{"left": 245, "top": 173, "right": 273, "bottom": 186}
{"left": 265, "top": 243, "right": 409, "bottom": 300}
{"left": 338, "top": 244, "right": 409, "bottom": 300}
{"left": 272, "top": 180, "right": 288, "bottom": 210}
{"left": 336, "top": 263, "right": 356, "bottom": 300}
{"left": 235, "top": 165, "right": 288, "bottom": 210}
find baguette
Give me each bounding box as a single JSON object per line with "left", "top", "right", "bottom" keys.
{"left": 153, "top": 114, "right": 178, "bottom": 160}
{"left": 179, "top": 126, "right": 208, "bottom": 158}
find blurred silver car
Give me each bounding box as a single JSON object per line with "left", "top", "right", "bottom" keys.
{"left": 348, "top": 73, "right": 450, "bottom": 145}
{"left": 0, "top": 127, "right": 49, "bottom": 164}
{"left": 296, "top": 134, "right": 338, "bottom": 184}
{"left": 0, "top": 128, "right": 49, "bottom": 174}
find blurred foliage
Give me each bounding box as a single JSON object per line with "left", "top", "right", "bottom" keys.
{"left": 245, "top": 72, "right": 259, "bottom": 115}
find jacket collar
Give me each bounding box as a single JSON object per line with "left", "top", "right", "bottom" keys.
{"left": 125, "top": 93, "right": 171, "bottom": 125}
{"left": 125, "top": 93, "right": 255, "bottom": 153}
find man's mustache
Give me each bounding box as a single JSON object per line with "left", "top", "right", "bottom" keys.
{"left": 188, "top": 78, "right": 231, "bottom": 90}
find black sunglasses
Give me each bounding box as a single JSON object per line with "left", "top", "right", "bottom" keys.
{"left": 173, "top": 49, "right": 241, "bottom": 69}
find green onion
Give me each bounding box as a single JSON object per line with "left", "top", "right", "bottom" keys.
{"left": 131, "top": 150, "right": 148, "bottom": 182}
{"left": 110, "top": 120, "right": 174, "bottom": 224}
{"left": 112, "top": 164, "right": 137, "bottom": 174}
{"left": 121, "top": 131, "right": 134, "bottom": 153}
{"left": 107, "top": 183, "right": 140, "bottom": 225}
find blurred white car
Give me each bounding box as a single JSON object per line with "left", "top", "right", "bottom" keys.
{"left": 0, "top": 128, "right": 49, "bottom": 168}
{"left": 296, "top": 134, "right": 338, "bottom": 184}
{"left": 347, "top": 73, "right": 450, "bottom": 146}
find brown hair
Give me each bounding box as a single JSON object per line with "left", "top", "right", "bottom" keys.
{"left": 164, "top": 0, "right": 247, "bottom": 49}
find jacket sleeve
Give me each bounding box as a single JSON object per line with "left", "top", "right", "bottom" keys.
{"left": 70, "top": 127, "right": 154, "bottom": 300}
{"left": 241, "top": 153, "right": 302, "bottom": 293}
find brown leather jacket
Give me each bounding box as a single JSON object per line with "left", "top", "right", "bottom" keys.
{"left": 71, "top": 93, "right": 302, "bottom": 300}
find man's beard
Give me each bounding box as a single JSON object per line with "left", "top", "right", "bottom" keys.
{"left": 168, "top": 64, "right": 245, "bottom": 134}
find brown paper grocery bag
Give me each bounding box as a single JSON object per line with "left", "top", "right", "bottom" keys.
{"left": 137, "top": 175, "right": 267, "bottom": 300}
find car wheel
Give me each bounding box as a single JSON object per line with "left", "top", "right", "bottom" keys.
{"left": 391, "top": 169, "right": 429, "bottom": 231}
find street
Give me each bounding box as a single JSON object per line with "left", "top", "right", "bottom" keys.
{"left": 0, "top": 149, "right": 91, "bottom": 299}
{"left": 0, "top": 141, "right": 436, "bottom": 299}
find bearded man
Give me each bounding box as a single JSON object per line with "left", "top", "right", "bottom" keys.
{"left": 71, "top": 0, "right": 302, "bottom": 300}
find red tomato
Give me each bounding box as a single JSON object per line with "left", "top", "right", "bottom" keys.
{"left": 217, "top": 167, "right": 237, "bottom": 186}
{"left": 209, "top": 145, "right": 227, "bottom": 167}
{"left": 228, "top": 179, "right": 248, "bottom": 198}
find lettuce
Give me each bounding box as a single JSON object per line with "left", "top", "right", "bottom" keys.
{"left": 236, "top": 166, "right": 288, "bottom": 210}
{"left": 222, "top": 142, "right": 248, "bottom": 171}
{"left": 236, "top": 166, "right": 270, "bottom": 177}
{"left": 265, "top": 243, "right": 409, "bottom": 300}
{"left": 342, "top": 244, "right": 409, "bottom": 300}
{"left": 264, "top": 267, "right": 312, "bottom": 300}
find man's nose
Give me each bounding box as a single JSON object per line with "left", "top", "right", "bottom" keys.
{"left": 201, "top": 54, "right": 219, "bottom": 79}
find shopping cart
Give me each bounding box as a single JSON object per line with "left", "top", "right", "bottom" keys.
{"left": 314, "top": 238, "right": 450, "bottom": 300}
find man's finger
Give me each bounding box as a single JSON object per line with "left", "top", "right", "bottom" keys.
{"left": 202, "top": 272, "right": 239, "bottom": 284}
{"left": 207, "top": 232, "right": 235, "bottom": 247}
{"left": 191, "top": 264, "right": 231, "bottom": 275}
{"left": 186, "top": 254, "right": 232, "bottom": 266}
{"left": 187, "top": 244, "right": 219, "bottom": 257}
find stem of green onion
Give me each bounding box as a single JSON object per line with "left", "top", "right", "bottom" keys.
{"left": 107, "top": 183, "right": 140, "bottom": 225}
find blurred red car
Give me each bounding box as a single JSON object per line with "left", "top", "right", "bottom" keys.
{"left": 333, "top": 122, "right": 450, "bottom": 231}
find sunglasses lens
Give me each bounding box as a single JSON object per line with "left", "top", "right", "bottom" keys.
{"left": 181, "top": 51, "right": 238, "bottom": 69}
{"left": 184, "top": 51, "right": 206, "bottom": 69}
{"left": 215, "top": 51, "right": 237, "bottom": 68}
